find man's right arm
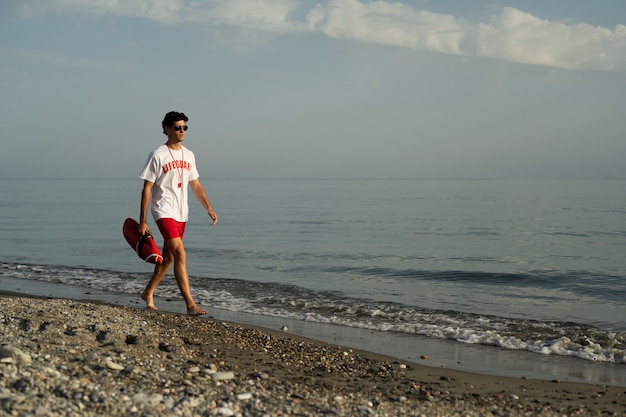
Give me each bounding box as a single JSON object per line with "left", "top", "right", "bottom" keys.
{"left": 139, "top": 180, "right": 154, "bottom": 235}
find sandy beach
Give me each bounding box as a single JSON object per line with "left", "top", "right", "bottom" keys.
{"left": 1, "top": 292, "right": 625, "bottom": 416}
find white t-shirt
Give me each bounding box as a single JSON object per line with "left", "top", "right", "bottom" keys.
{"left": 139, "top": 144, "right": 200, "bottom": 222}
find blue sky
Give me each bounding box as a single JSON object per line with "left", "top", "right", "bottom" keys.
{"left": 1, "top": 0, "right": 625, "bottom": 179}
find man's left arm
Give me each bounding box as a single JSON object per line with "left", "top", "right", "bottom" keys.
{"left": 189, "top": 179, "right": 218, "bottom": 226}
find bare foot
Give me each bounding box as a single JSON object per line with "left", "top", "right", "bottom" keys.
{"left": 140, "top": 291, "right": 158, "bottom": 311}
{"left": 187, "top": 305, "right": 208, "bottom": 316}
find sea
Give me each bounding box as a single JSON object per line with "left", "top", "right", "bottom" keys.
{"left": 1, "top": 178, "right": 625, "bottom": 383}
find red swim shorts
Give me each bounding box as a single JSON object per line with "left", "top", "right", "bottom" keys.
{"left": 156, "top": 218, "right": 186, "bottom": 241}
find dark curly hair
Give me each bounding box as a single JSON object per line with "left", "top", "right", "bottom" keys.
{"left": 162, "top": 111, "right": 188, "bottom": 135}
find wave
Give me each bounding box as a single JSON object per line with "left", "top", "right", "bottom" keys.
{"left": 278, "top": 263, "right": 626, "bottom": 302}
{"left": 2, "top": 261, "right": 625, "bottom": 364}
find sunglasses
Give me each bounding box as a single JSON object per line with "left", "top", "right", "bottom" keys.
{"left": 173, "top": 125, "right": 188, "bottom": 132}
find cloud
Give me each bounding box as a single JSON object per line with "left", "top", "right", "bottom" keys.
{"left": 188, "top": 0, "right": 302, "bottom": 31}
{"left": 16, "top": 0, "right": 302, "bottom": 28}
{"left": 14, "top": 0, "right": 626, "bottom": 71}
{"left": 306, "top": 0, "right": 466, "bottom": 54}
{"left": 306, "top": 1, "right": 626, "bottom": 71}
{"left": 16, "top": 0, "right": 181, "bottom": 22}
{"left": 474, "top": 7, "right": 626, "bottom": 71}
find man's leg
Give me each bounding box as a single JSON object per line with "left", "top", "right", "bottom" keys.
{"left": 167, "top": 237, "right": 208, "bottom": 316}
{"left": 140, "top": 245, "right": 173, "bottom": 310}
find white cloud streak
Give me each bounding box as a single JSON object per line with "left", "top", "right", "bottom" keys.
{"left": 16, "top": 0, "right": 626, "bottom": 71}
{"left": 187, "top": 0, "right": 302, "bottom": 31}
{"left": 473, "top": 7, "right": 626, "bottom": 71}
{"left": 306, "top": 0, "right": 466, "bottom": 54}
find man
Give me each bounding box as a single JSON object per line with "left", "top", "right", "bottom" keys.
{"left": 138, "top": 111, "right": 218, "bottom": 316}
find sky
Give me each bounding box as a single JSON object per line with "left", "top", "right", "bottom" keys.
{"left": 1, "top": 0, "right": 625, "bottom": 179}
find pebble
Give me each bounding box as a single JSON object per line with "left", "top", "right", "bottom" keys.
{"left": 236, "top": 392, "right": 252, "bottom": 400}
{"left": 0, "top": 297, "right": 611, "bottom": 417}
{"left": 105, "top": 360, "right": 125, "bottom": 371}
{"left": 133, "top": 393, "right": 163, "bottom": 405}
{"left": 212, "top": 371, "right": 235, "bottom": 381}
{"left": 0, "top": 345, "right": 32, "bottom": 365}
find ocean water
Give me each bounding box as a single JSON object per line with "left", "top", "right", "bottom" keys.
{"left": 1, "top": 178, "right": 625, "bottom": 366}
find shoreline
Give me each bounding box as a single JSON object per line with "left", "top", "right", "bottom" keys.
{"left": 2, "top": 276, "right": 625, "bottom": 387}
{"left": 1, "top": 295, "right": 625, "bottom": 415}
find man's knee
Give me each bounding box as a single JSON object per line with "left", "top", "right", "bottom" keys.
{"left": 166, "top": 239, "right": 186, "bottom": 260}
{"left": 173, "top": 247, "right": 186, "bottom": 263}
{"left": 162, "top": 253, "right": 175, "bottom": 265}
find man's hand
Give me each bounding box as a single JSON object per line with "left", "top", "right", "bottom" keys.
{"left": 208, "top": 210, "right": 218, "bottom": 226}
{"left": 139, "top": 221, "right": 151, "bottom": 236}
